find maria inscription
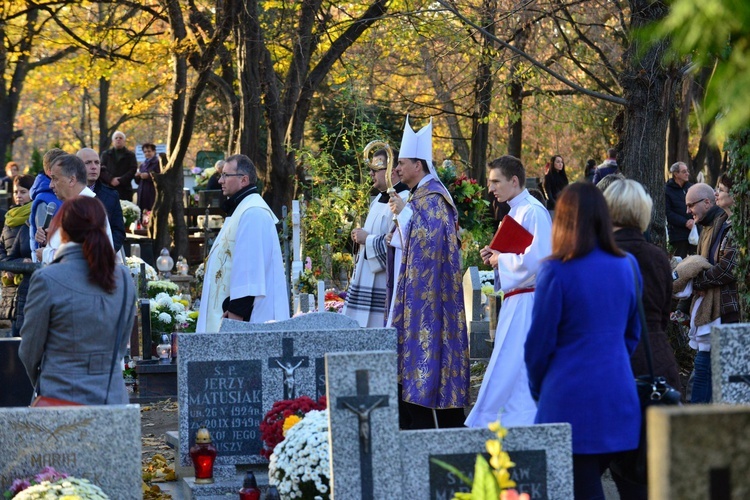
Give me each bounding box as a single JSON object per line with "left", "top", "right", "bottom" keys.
{"left": 187, "top": 360, "right": 263, "bottom": 456}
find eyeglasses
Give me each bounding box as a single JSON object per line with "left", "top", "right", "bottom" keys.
{"left": 685, "top": 198, "right": 707, "bottom": 209}
{"left": 220, "top": 173, "right": 245, "bottom": 179}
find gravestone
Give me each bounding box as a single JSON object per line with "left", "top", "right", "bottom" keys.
{"left": 326, "top": 351, "right": 401, "bottom": 499}
{"left": 648, "top": 404, "right": 750, "bottom": 499}
{"left": 178, "top": 313, "right": 395, "bottom": 467}
{"left": 403, "top": 425, "right": 572, "bottom": 500}
{"left": 0, "top": 405, "right": 141, "bottom": 499}
{"left": 462, "top": 267, "right": 491, "bottom": 359}
{"left": 711, "top": 323, "right": 750, "bottom": 403}
{"left": 326, "top": 350, "right": 574, "bottom": 500}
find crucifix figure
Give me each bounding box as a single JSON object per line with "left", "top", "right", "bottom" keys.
{"left": 276, "top": 359, "right": 304, "bottom": 398}
{"left": 336, "top": 369, "right": 389, "bottom": 500}
{"left": 340, "top": 397, "right": 385, "bottom": 454}
{"left": 269, "top": 338, "right": 309, "bottom": 400}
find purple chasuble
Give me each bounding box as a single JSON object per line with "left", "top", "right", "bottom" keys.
{"left": 392, "top": 178, "right": 470, "bottom": 409}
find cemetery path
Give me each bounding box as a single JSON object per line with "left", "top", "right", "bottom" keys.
{"left": 141, "top": 399, "right": 179, "bottom": 499}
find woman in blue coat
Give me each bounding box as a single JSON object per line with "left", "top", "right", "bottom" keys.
{"left": 524, "top": 182, "right": 641, "bottom": 499}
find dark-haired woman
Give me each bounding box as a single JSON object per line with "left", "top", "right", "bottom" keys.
{"left": 135, "top": 142, "right": 160, "bottom": 216}
{"left": 0, "top": 175, "right": 35, "bottom": 335}
{"left": 541, "top": 155, "right": 568, "bottom": 211}
{"left": 19, "top": 197, "right": 136, "bottom": 404}
{"left": 524, "top": 182, "right": 641, "bottom": 499}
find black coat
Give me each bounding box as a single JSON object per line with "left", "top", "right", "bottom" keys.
{"left": 614, "top": 227, "right": 682, "bottom": 393}
{"left": 100, "top": 146, "right": 137, "bottom": 201}
{"left": 541, "top": 170, "right": 568, "bottom": 210}
{"left": 665, "top": 178, "right": 693, "bottom": 243}
{"left": 93, "top": 181, "right": 125, "bottom": 252}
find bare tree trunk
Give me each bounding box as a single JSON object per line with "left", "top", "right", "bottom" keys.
{"left": 469, "top": 0, "right": 496, "bottom": 184}
{"left": 507, "top": 25, "right": 529, "bottom": 160}
{"left": 620, "top": 0, "right": 680, "bottom": 249}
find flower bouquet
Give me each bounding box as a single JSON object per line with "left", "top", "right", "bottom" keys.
{"left": 268, "top": 409, "right": 330, "bottom": 500}
{"left": 431, "top": 421, "right": 529, "bottom": 500}
{"left": 150, "top": 292, "right": 190, "bottom": 333}
{"left": 259, "top": 395, "right": 327, "bottom": 459}
{"left": 4, "top": 467, "right": 109, "bottom": 499}
{"left": 120, "top": 200, "right": 141, "bottom": 229}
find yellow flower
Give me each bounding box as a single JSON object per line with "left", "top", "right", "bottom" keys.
{"left": 282, "top": 414, "right": 302, "bottom": 436}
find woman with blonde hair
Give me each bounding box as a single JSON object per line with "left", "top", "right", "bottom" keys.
{"left": 604, "top": 179, "right": 681, "bottom": 392}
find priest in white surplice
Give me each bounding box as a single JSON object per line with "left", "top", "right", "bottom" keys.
{"left": 196, "top": 154, "right": 289, "bottom": 333}
{"left": 344, "top": 149, "right": 409, "bottom": 327}
{"left": 465, "top": 155, "right": 552, "bottom": 428}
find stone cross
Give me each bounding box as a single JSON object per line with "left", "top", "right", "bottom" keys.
{"left": 336, "top": 369, "right": 389, "bottom": 500}
{"left": 268, "top": 338, "right": 309, "bottom": 399}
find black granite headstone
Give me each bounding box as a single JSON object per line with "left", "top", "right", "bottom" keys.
{"left": 186, "top": 359, "right": 263, "bottom": 456}
{"left": 429, "top": 449, "right": 547, "bottom": 500}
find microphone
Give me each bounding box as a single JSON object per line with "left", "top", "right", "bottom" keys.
{"left": 42, "top": 202, "right": 57, "bottom": 230}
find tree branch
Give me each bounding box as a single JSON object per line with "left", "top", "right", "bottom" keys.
{"left": 434, "top": 0, "right": 627, "bottom": 105}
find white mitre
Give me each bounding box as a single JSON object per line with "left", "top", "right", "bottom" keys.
{"left": 398, "top": 115, "right": 432, "bottom": 166}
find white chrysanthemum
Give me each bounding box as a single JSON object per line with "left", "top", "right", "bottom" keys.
{"left": 175, "top": 312, "right": 187, "bottom": 324}
{"left": 168, "top": 300, "right": 185, "bottom": 313}
{"left": 269, "top": 409, "right": 330, "bottom": 500}
{"left": 158, "top": 312, "right": 172, "bottom": 324}
{"left": 155, "top": 293, "right": 173, "bottom": 307}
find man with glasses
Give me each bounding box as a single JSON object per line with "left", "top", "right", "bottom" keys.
{"left": 36, "top": 154, "right": 116, "bottom": 264}
{"left": 343, "top": 148, "right": 408, "bottom": 327}
{"left": 196, "top": 154, "right": 289, "bottom": 332}
{"left": 683, "top": 182, "right": 729, "bottom": 403}
{"left": 665, "top": 161, "right": 696, "bottom": 257}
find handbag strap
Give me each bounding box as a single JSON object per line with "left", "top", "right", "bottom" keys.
{"left": 628, "top": 256, "right": 656, "bottom": 382}
{"left": 105, "top": 266, "right": 132, "bottom": 404}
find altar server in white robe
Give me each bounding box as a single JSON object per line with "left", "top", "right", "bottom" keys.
{"left": 465, "top": 155, "right": 552, "bottom": 428}
{"left": 197, "top": 154, "right": 289, "bottom": 333}
{"left": 345, "top": 148, "right": 409, "bottom": 327}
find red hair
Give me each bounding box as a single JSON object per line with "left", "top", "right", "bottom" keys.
{"left": 51, "top": 197, "right": 116, "bottom": 292}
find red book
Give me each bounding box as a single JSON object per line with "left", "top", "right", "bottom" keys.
{"left": 489, "top": 215, "right": 534, "bottom": 254}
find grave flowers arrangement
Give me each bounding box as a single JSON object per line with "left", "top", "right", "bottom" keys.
{"left": 147, "top": 280, "right": 180, "bottom": 298}
{"left": 4, "top": 467, "right": 109, "bottom": 499}
{"left": 431, "top": 421, "right": 529, "bottom": 500}
{"left": 324, "top": 290, "right": 345, "bottom": 313}
{"left": 120, "top": 200, "right": 141, "bottom": 229}
{"left": 437, "top": 160, "right": 490, "bottom": 233}
{"left": 259, "top": 395, "right": 327, "bottom": 459}
{"left": 149, "top": 292, "right": 190, "bottom": 333}
{"left": 268, "top": 409, "right": 330, "bottom": 500}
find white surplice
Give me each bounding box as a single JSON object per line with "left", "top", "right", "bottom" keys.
{"left": 465, "top": 189, "right": 552, "bottom": 427}
{"left": 197, "top": 193, "right": 289, "bottom": 333}
{"left": 343, "top": 195, "right": 393, "bottom": 327}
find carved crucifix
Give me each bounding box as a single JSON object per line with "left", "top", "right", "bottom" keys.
{"left": 269, "top": 338, "right": 309, "bottom": 399}
{"left": 336, "top": 369, "right": 389, "bottom": 500}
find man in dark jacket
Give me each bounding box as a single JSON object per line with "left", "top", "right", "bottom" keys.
{"left": 100, "top": 130, "right": 137, "bottom": 202}
{"left": 592, "top": 148, "right": 619, "bottom": 185}
{"left": 665, "top": 161, "right": 695, "bottom": 257}
{"left": 78, "top": 148, "right": 125, "bottom": 253}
